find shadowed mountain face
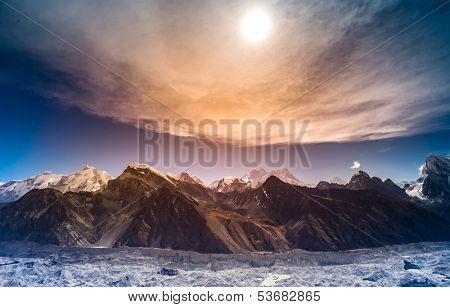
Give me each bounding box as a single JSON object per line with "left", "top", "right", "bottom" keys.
{"left": 424, "top": 156, "right": 450, "bottom": 199}
{"left": 0, "top": 165, "right": 288, "bottom": 253}
{"left": 259, "top": 177, "right": 449, "bottom": 251}
{"left": 316, "top": 181, "right": 346, "bottom": 190}
{"left": 346, "top": 171, "right": 408, "bottom": 199}
{"left": 0, "top": 165, "right": 449, "bottom": 254}
{"left": 317, "top": 171, "right": 409, "bottom": 200}
{"left": 0, "top": 189, "right": 97, "bottom": 246}
{"left": 406, "top": 154, "right": 450, "bottom": 203}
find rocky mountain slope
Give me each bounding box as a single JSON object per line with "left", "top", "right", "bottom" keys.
{"left": 346, "top": 171, "right": 409, "bottom": 199}
{"left": 1, "top": 163, "right": 449, "bottom": 254}
{"left": 316, "top": 181, "right": 346, "bottom": 190}
{"left": 209, "top": 177, "right": 251, "bottom": 193}
{"left": 258, "top": 177, "right": 448, "bottom": 251}
{"left": 0, "top": 166, "right": 112, "bottom": 203}
{"left": 406, "top": 154, "right": 450, "bottom": 203}
{"left": 0, "top": 164, "right": 288, "bottom": 253}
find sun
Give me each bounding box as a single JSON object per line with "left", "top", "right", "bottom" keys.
{"left": 241, "top": 7, "right": 272, "bottom": 43}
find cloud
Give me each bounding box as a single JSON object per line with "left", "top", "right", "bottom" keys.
{"left": 1, "top": 0, "right": 450, "bottom": 144}
{"left": 350, "top": 161, "right": 361, "bottom": 169}
{"left": 418, "top": 164, "right": 425, "bottom": 176}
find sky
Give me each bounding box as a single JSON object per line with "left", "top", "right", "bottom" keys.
{"left": 1, "top": 0, "right": 450, "bottom": 184}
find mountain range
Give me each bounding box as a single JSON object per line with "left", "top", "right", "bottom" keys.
{"left": 0, "top": 156, "right": 449, "bottom": 254}
{"left": 209, "top": 166, "right": 306, "bottom": 192}
{"left": 317, "top": 171, "right": 409, "bottom": 200}
{"left": 0, "top": 166, "right": 112, "bottom": 203}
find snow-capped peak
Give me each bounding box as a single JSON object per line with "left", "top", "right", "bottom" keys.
{"left": 210, "top": 167, "right": 305, "bottom": 192}
{"left": 209, "top": 176, "right": 249, "bottom": 192}
{"left": 406, "top": 154, "right": 450, "bottom": 202}
{"left": 177, "top": 172, "right": 204, "bottom": 185}
{"left": 242, "top": 166, "right": 268, "bottom": 182}
{"left": 0, "top": 166, "right": 112, "bottom": 203}
{"left": 269, "top": 168, "right": 305, "bottom": 186}
{"left": 82, "top": 165, "right": 96, "bottom": 171}
{"left": 223, "top": 176, "right": 240, "bottom": 184}
{"left": 241, "top": 167, "right": 304, "bottom": 187}
{"left": 128, "top": 162, "right": 152, "bottom": 170}
{"left": 56, "top": 166, "right": 112, "bottom": 193}
{"left": 126, "top": 162, "right": 180, "bottom": 183}
{"left": 331, "top": 177, "right": 346, "bottom": 185}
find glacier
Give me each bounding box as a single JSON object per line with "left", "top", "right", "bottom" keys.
{"left": 0, "top": 241, "right": 448, "bottom": 287}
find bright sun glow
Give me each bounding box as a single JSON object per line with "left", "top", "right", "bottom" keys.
{"left": 241, "top": 7, "right": 272, "bottom": 43}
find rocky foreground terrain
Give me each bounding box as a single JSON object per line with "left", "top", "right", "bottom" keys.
{"left": 0, "top": 241, "right": 448, "bottom": 287}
